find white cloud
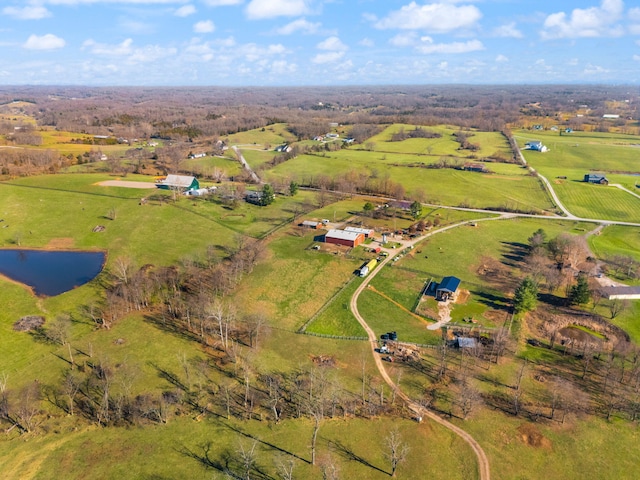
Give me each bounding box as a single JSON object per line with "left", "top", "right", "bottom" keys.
{"left": 389, "top": 32, "right": 417, "bottom": 47}
{"left": 3, "top": 6, "right": 52, "bottom": 20}
{"left": 119, "top": 18, "right": 155, "bottom": 34}
{"left": 245, "top": 0, "right": 310, "bottom": 20}
{"left": 583, "top": 63, "right": 609, "bottom": 74}
{"left": 175, "top": 5, "right": 196, "bottom": 17}
{"left": 270, "top": 60, "right": 297, "bottom": 74}
{"left": 311, "top": 51, "right": 345, "bottom": 64}
{"left": 495, "top": 54, "right": 509, "bottom": 63}
{"left": 275, "top": 18, "right": 321, "bottom": 35}
{"left": 83, "top": 38, "right": 134, "bottom": 56}
{"left": 634, "top": 54, "right": 640, "bottom": 61}
{"left": 492, "top": 22, "right": 523, "bottom": 38}
{"left": 631, "top": 7, "right": 640, "bottom": 21}
{"left": 317, "top": 36, "right": 347, "bottom": 51}
{"left": 416, "top": 38, "right": 484, "bottom": 54}
{"left": 374, "top": 2, "right": 481, "bottom": 33}
{"left": 203, "top": 0, "right": 243, "bottom": 5}
{"left": 194, "top": 20, "right": 215, "bottom": 33}
{"left": 83, "top": 38, "right": 176, "bottom": 63}
{"left": 541, "top": 0, "right": 624, "bottom": 39}
{"left": 23, "top": 34, "right": 65, "bottom": 50}
{"left": 359, "top": 38, "right": 374, "bottom": 47}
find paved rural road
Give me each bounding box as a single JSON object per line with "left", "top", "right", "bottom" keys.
{"left": 349, "top": 220, "right": 492, "bottom": 480}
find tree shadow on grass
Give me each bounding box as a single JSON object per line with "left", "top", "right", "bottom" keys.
{"left": 329, "top": 439, "right": 389, "bottom": 476}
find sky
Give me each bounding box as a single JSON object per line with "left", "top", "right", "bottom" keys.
{"left": 0, "top": 0, "right": 639, "bottom": 86}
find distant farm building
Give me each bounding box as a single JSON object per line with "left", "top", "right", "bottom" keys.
{"left": 463, "top": 162, "right": 487, "bottom": 173}
{"left": 274, "top": 144, "right": 292, "bottom": 153}
{"left": 455, "top": 337, "right": 478, "bottom": 349}
{"left": 301, "top": 220, "right": 322, "bottom": 229}
{"left": 156, "top": 174, "right": 199, "bottom": 191}
{"left": 525, "top": 140, "right": 548, "bottom": 152}
{"left": 344, "top": 226, "right": 375, "bottom": 238}
{"left": 600, "top": 286, "right": 640, "bottom": 301}
{"left": 245, "top": 191, "right": 264, "bottom": 205}
{"left": 325, "top": 229, "right": 365, "bottom": 248}
{"left": 603, "top": 114, "right": 620, "bottom": 119}
{"left": 584, "top": 174, "right": 609, "bottom": 185}
{"left": 436, "top": 276, "right": 461, "bottom": 301}
{"left": 188, "top": 152, "right": 207, "bottom": 159}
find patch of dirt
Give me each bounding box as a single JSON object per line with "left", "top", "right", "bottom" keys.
{"left": 517, "top": 423, "right": 552, "bottom": 449}
{"left": 310, "top": 355, "right": 336, "bottom": 367}
{"left": 46, "top": 237, "right": 74, "bottom": 248}
{"left": 475, "top": 256, "right": 513, "bottom": 289}
{"left": 455, "top": 288, "right": 470, "bottom": 304}
{"left": 96, "top": 180, "right": 157, "bottom": 189}
{"left": 13, "top": 315, "right": 45, "bottom": 331}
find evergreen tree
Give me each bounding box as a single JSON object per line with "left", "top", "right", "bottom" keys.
{"left": 410, "top": 200, "right": 422, "bottom": 219}
{"left": 569, "top": 274, "right": 591, "bottom": 305}
{"left": 289, "top": 181, "right": 298, "bottom": 196}
{"left": 260, "top": 184, "right": 275, "bottom": 206}
{"left": 514, "top": 277, "right": 539, "bottom": 314}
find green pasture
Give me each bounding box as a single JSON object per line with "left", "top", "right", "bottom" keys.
{"left": 368, "top": 218, "right": 592, "bottom": 328}
{"left": 181, "top": 155, "right": 243, "bottom": 178}
{"left": 264, "top": 154, "right": 552, "bottom": 212}
{"left": 0, "top": 415, "right": 478, "bottom": 480}
{"left": 461, "top": 410, "right": 640, "bottom": 480}
{"left": 304, "top": 278, "right": 367, "bottom": 337}
{"left": 515, "top": 129, "right": 640, "bottom": 220}
{"left": 589, "top": 224, "right": 640, "bottom": 263}
{"left": 240, "top": 148, "right": 276, "bottom": 171}
{"left": 354, "top": 124, "right": 511, "bottom": 159}
{"left": 551, "top": 180, "right": 640, "bottom": 222}
{"left": 225, "top": 123, "right": 295, "bottom": 146}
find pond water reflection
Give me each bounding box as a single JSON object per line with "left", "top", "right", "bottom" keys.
{"left": 0, "top": 249, "right": 105, "bottom": 296}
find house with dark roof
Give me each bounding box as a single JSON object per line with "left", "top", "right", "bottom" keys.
{"left": 464, "top": 162, "right": 487, "bottom": 173}
{"left": 436, "top": 276, "right": 461, "bottom": 301}
{"left": 584, "top": 174, "right": 609, "bottom": 185}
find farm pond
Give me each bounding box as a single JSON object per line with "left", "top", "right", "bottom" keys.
{"left": 0, "top": 249, "right": 105, "bottom": 296}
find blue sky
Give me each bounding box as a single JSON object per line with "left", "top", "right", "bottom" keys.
{"left": 1, "top": 0, "right": 639, "bottom": 86}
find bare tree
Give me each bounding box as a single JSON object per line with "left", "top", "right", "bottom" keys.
{"left": 384, "top": 429, "right": 409, "bottom": 477}
{"left": 274, "top": 455, "right": 296, "bottom": 480}
{"left": 237, "top": 439, "right": 259, "bottom": 480}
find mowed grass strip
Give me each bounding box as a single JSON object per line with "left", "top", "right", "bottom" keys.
{"left": 552, "top": 180, "right": 640, "bottom": 222}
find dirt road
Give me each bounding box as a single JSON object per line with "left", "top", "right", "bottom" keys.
{"left": 350, "top": 221, "right": 491, "bottom": 480}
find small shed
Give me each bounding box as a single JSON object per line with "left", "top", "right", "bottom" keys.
{"left": 325, "top": 229, "right": 364, "bottom": 248}
{"left": 156, "top": 174, "right": 199, "bottom": 191}
{"left": 301, "top": 220, "right": 322, "bottom": 229}
{"left": 436, "top": 276, "right": 461, "bottom": 301}
{"left": 245, "top": 191, "right": 264, "bottom": 205}
{"left": 455, "top": 337, "right": 477, "bottom": 349}
{"left": 344, "top": 226, "right": 375, "bottom": 238}
{"left": 584, "top": 174, "right": 609, "bottom": 185}
{"left": 464, "top": 162, "right": 487, "bottom": 173}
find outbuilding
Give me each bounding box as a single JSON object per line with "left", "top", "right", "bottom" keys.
{"left": 156, "top": 174, "right": 199, "bottom": 191}
{"left": 344, "top": 226, "right": 375, "bottom": 238}
{"left": 301, "top": 220, "right": 322, "bottom": 229}
{"left": 600, "top": 286, "right": 640, "bottom": 300}
{"left": 584, "top": 174, "right": 609, "bottom": 185}
{"left": 325, "top": 229, "right": 365, "bottom": 248}
{"left": 436, "top": 276, "right": 461, "bottom": 301}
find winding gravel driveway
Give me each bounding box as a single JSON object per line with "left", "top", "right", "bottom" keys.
{"left": 349, "top": 219, "right": 492, "bottom": 480}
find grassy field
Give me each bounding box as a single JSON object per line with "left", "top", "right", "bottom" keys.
{"left": 353, "top": 124, "right": 512, "bottom": 160}
{"left": 368, "top": 218, "right": 592, "bottom": 330}
{"left": 2, "top": 115, "right": 640, "bottom": 480}
{"left": 515, "top": 129, "right": 640, "bottom": 221}
{"left": 589, "top": 224, "right": 640, "bottom": 262}
{"left": 264, "top": 153, "right": 552, "bottom": 212}
{"left": 551, "top": 180, "right": 640, "bottom": 222}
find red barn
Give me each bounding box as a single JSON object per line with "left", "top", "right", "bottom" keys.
{"left": 325, "top": 229, "right": 364, "bottom": 248}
